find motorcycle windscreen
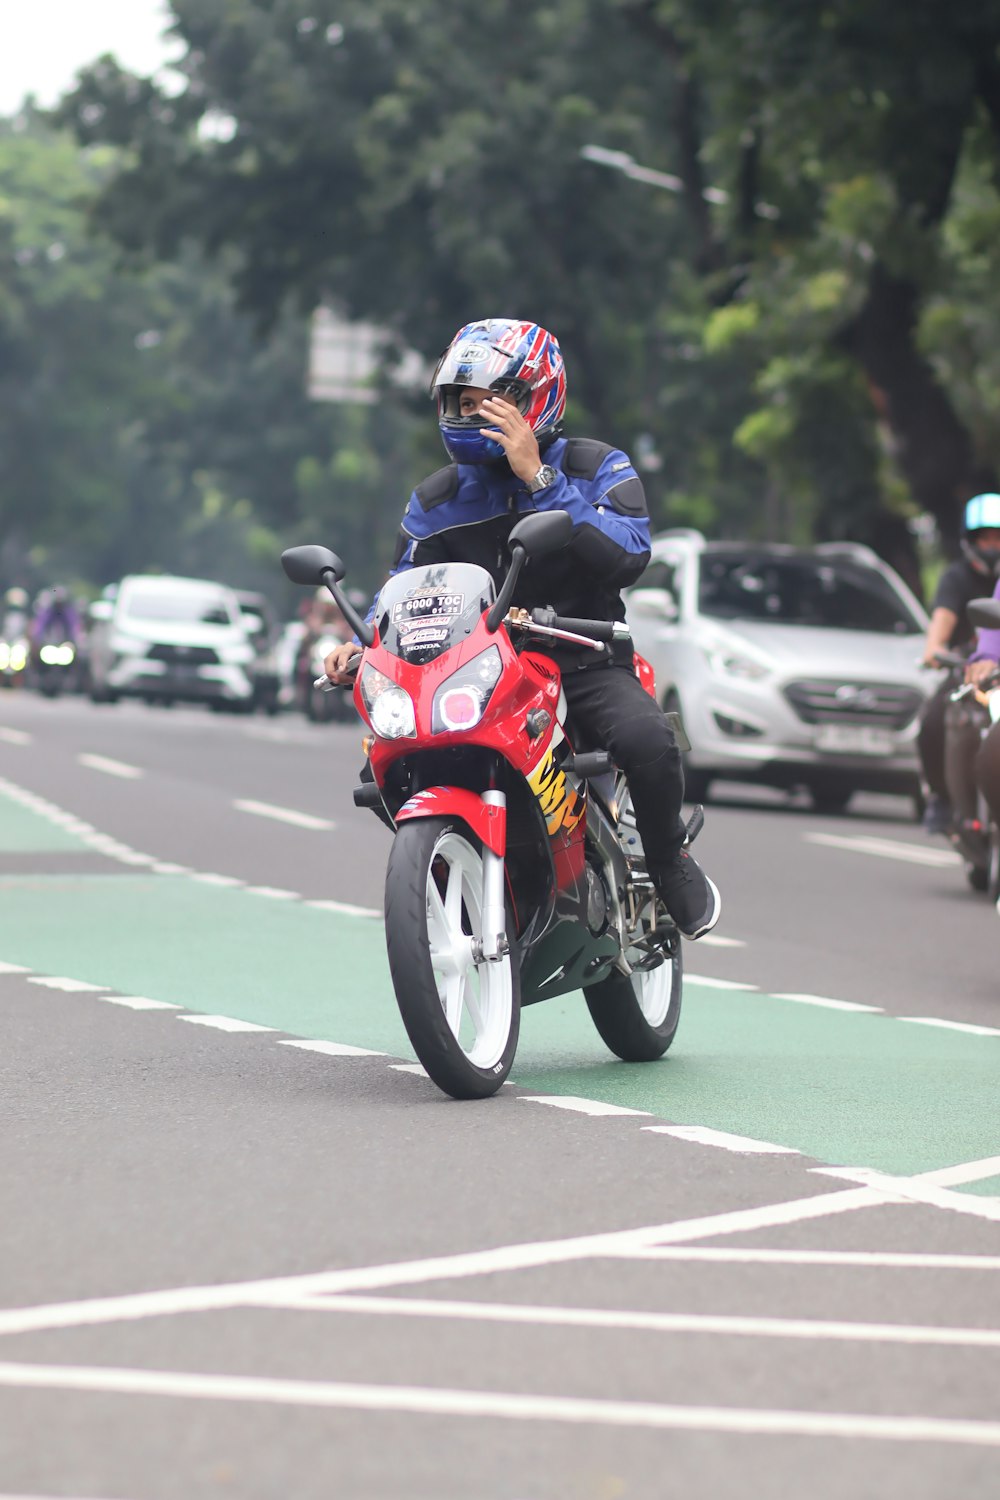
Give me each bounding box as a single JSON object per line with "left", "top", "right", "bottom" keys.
{"left": 374, "top": 563, "right": 496, "bottom": 665}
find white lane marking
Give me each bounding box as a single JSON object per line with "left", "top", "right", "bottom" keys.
{"left": 176, "top": 1015, "right": 276, "bottom": 1034}
{"left": 305, "top": 898, "right": 382, "bottom": 919}
{"left": 279, "top": 1039, "right": 386, "bottom": 1058}
{"left": 0, "top": 962, "right": 31, "bottom": 975}
{"left": 245, "top": 886, "right": 299, "bottom": 900}
{"left": 519, "top": 1095, "right": 650, "bottom": 1118}
{"left": 27, "top": 977, "right": 107, "bottom": 993}
{"left": 99, "top": 996, "right": 182, "bottom": 1012}
{"left": 772, "top": 992, "right": 884, "bottom": 1013}
{"left": 296, "top": 1292, "right": 1000, "bottom": 1350}
{"left": 897, "top": 1016, "right": 1000, "bottom": 1038}
{"left": 189, "top": 872, "right": 244, "bottom": 887}
{"left": 643, "top": 1126, "right": 798, "bottom": 1154}
{"left": 626, "top": 1247, "right": 1000, "bottom": 1269}
{"left": 390, "top": 1063, "right": 428, "bottom": 1076}
{"left": 0, "top": 1362, "right": 998, "bottom": 1445}
{"left": 685, "top": 975, "right": 758, "bottom": 991}
{"left": 115, "top": 851, "right": 157, "bottom": 867}
{"left": 151, "top": 862, "right": 192, "bottom": 876}
{"left": 233, "top": 798, "right": 334, "bottom": 832}
{"left": 0, "top": 1185, "right": 895, "bottom": 1338}
{"left": 77, "top": 753, "right": 144, "bottom": 781}
{"left": 813, "top": 1165, "right": 1000, "bottom": 1221}
{"left": 0, "top": 728, "right": 32, "bottom": 745}
{"left": 698, "top": 933, "right": 745, "bottom": 948}
{"left": 805, "top": 832, "right": 961, "bottom": 867}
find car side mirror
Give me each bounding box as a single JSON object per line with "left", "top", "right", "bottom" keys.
{"left": 281, "top": 545, "right": 346, "bottom": 586}
{"left": 968, "top": 597, "right": 1000, "bottom": 631}
{"left": 508, "top": 509, "right": 573, "bottom": 558}
{"left": 628, "top": 587, "right": 678, "bottom": 622}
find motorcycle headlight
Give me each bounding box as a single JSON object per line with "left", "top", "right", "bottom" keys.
{"left": 360, "top": 663, "right": 416, "bottom": 739}
{"left": 706, "top": 647, "right": 770, "bottom": 682}
{"left": 10, "top": 642, "right": 27, "bottom": 671}
{"left": 40, "top": 643, "right": 75, "bottom": 666}
{"left": 432, "top": 646, "right": 503, "bottom": 734}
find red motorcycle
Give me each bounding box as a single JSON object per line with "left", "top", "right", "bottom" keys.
{"left": 282, "top": 511, "right": 699, "bottom": 1099}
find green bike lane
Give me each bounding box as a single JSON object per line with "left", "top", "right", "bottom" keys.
{"left": 3, "top": 831, "right": 998, "bottom": 1187}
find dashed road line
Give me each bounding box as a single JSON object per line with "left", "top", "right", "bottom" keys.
{"left": 279, "top": 1040, "right": 386, "bottom": 1058}
{"left": 245, "top": 885, "right": 299, "bottom": 900}
{"left": 176, "top": 1015, "right": 278, "bottom": 1034}
{"left": 805, "top": 832, "right": 961, "bottom": 867}
{"left": 686, "top": 975, "right": 758, "bottom": 991}
{"left": 520, "top": 1096, "right": 650, "bottom": 1118}
{"left": 27, "top": 976, "right": 108, "bottom": 994}
{"left": 233, "top": 798, "right": 334, "bottom": 831}
{"left": 305, "top": 898, "right": 382, "bottom": 919}
{"left": 643, "top": 1126, "right": 799, "bottom": 1154}
{"left": 0, "top": 962, "right": 30, "bottom": 975}
{"left": 0, "top": 728, "right": 32, "bottom": 745}
{"left": 99, "top": 996, "right": 183, "bottom": 1012}
{"left": 897, "top": 1016, "right": 1000, "bottom": 1037}
{"left": 772, "top": 992, "right": 884, "bottom": 1013}
{"left": 189, "top": 872, "right": 244, "bottom": 887}
{"left": 77, "top": 753, "right": 144, "bottom": 780}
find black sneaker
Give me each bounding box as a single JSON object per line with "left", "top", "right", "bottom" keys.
{"left": 655, "top": 849, "right": 722, "bottom": 940}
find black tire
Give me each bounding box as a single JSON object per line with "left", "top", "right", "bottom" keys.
{"left": 384, "top": 817, "right": 520, "bottom": 1099}
{"left": 584, "top": 946, "right": 683, "bottom": 1062}
{"left": 810, "top": 783, "right": 853, "bottom": 815}
{"left": 966, "top": 861, "right": 989, "bottom": 893}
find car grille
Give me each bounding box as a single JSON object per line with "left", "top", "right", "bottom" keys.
{"left": 146, "top": 644, "right": 219, "bottom": 666}
{"left": 783, "top": 679, "right": 922, "bottom": 731}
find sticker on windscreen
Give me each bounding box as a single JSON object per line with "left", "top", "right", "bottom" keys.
{"left": 392, "top": 592, "right": 464, "bottom": 625}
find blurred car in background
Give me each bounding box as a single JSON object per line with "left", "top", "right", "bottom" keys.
{"left": 235, "top": 590, "right": 282, "bottom": 715}
{"left": 88, "top": 575, "right": 255, "bottom": 710}
{"left": 625, "top": 531, "right": 931, "bottom": 813}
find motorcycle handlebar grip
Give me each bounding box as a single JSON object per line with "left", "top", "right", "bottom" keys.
{"left": 530, "top": 610, "right": 620, "bottom": 643}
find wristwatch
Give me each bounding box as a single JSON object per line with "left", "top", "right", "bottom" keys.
{"left": 527, "top": 463, "right": 559, "bottom": 494}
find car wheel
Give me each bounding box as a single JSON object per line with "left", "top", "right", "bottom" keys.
{"left": 810, "top": 783, "right": 853, "bottom": 815}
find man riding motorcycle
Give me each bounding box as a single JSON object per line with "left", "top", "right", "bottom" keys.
{"left": 324, "top": 317, "right": 721, "bottom": 940}
{"left": 918, "top": 494, "right": 1000, "bottom": 834}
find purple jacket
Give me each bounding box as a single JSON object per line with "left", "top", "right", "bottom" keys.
{"left": 970, "top": 577, "right": 1000, "bottom": 663}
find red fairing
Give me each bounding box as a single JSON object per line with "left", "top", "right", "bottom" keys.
{"left": 634, "top": 651, "right": 656, "bottom": 700}
{"left": 396, "top": 786, "right": 507, "bottom": 857}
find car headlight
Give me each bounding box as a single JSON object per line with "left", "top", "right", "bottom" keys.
{"left": 706, "top": 647, "right": 770, "bottom": 681}
{"left": 432, "top": 646, "right": 503, "bottom": 733}
{"left": 360, "top": 663, "right": 416, "bottom": 739}
{"left": 9, "top": 642, "right": 27, "bottom": 671}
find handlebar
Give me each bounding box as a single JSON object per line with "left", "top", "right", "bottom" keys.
{"left": 525, "top": 607, "right": 632, "bottom": 645}
{"left": 926, "top": 649, "right": 969, "bottom": 671}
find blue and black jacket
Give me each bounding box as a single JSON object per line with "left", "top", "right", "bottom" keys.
{"left": 367, "top": 437, "right": 651, "bottom": 665}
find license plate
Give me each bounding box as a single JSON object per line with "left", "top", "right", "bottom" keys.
{"left": 814, "top": 724, "right": 894, "bottom": 756}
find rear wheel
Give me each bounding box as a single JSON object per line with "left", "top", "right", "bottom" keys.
{"left": 384, "top": 818, "right": 519, "bottom": 1099}
{"left": 584, "top": 946, "right": 683, "bottom": 1062}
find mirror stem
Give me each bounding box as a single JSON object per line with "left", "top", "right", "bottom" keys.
{"left": 486, "top": 546, "right": 527, "bottom": 633}
{"left": 322, "top": 568, "right": 375, "bottom": 648}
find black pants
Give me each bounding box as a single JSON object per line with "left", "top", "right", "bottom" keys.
{"left": 562, "top": 658, "right": 686, "bottom": 873}
{"left": 917, "top": 678, "right": 953, "bottom": 799}
{"left": 944, "top": 696, "right": 989, "bottom": 823}
{"left": 975, "top": 720, "right": 1000, "bottom": 828}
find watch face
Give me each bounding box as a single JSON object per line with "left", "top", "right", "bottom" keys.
{"left": 533, "top": 465, "right": 557, "bottom": 491}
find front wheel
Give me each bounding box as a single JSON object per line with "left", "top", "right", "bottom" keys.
{"left": 584, "top": 946, "right": 683, "bottom": 1062}
{"left": 384, "top": 818, "right": 520, "bottom": 1099}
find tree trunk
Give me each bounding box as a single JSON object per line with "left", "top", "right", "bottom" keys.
{"left": 839, "top": 262, "right": 996, "bottom": 552}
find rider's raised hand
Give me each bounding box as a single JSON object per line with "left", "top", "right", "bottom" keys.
{"left": 965, "top": 657, "right": 998, "bottom": 686}
{"left": 323, "top": 641, "right": 362, "bottom": 684}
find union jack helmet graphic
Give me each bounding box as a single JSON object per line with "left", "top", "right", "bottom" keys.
{"left": 430, "top": 318, "right": 567, "bottom": 465}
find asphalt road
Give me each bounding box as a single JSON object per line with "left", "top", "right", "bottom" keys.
{"left": 0, "top": 691, "right": 998, "bottom": 1499}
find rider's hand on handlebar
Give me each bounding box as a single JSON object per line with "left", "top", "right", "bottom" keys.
{"left": 965, "top": 657, "right": 999, "bottom": 687}
{"left": 323, "top": 641, "right": 362, "bottom": 684}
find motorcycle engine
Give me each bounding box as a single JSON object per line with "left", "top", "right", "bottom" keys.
{"left": 584, "top": 862, "right": 610, "bottom": 935}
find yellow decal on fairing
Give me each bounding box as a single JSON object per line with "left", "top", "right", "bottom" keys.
{"left": 526, "top": 747, "right": 586, "bottom": 837}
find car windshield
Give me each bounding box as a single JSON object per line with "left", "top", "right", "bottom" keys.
{"left": 698, "top": 553, "right": 921, "bottom": 634}
{"left": 122, "top": 586, "right": 234, "bottom": 627}
{"left": 374, "top": 562, "right": 496, "bottom": 664}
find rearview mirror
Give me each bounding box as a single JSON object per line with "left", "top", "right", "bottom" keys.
{"left": 968, "top": 597, "right": 1000, "bottom": 631}
{"left": 509, "top": 509, "right": 573, "bottom": 558}
{"left": 281, "top": 545, "right": 346, "bottom": 586}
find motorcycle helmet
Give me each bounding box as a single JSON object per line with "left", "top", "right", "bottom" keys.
{"left": 4, "top": 587, "right": 28, "bottom": 609}
{"left": 430, "top": 318, "right": 567, "bottom": 465}
{"left": 961, "top": 493, "right": 1000, "bottom": 577}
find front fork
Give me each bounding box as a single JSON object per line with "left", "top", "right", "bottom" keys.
{"left": 478, "top": 789, "right": 508, "bottom": 963}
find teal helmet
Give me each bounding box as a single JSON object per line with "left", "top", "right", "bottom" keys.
{"left": 962, "top": 493, "right": 1000, "bottom": 576}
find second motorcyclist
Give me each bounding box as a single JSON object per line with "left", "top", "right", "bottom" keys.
{"left": 324, "top": 317, "right": 720, "bottom": 940}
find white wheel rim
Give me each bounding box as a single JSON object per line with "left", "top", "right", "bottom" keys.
{"left": 633, "top": 951, "right": 675, "bottom": 1028}
{"left": 425, "top": 831, "right": 513, "bottom": 1071}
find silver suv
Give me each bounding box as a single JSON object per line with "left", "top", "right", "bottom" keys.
{"left": 625, "top": 531, "right": 931, "bottom": 812}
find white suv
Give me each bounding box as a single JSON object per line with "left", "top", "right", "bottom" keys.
{"left": 88, "top": 575, "right": 255, "bottom": 709}
{"left": 625, "top": 531, "right": 931, "bottom": 812}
